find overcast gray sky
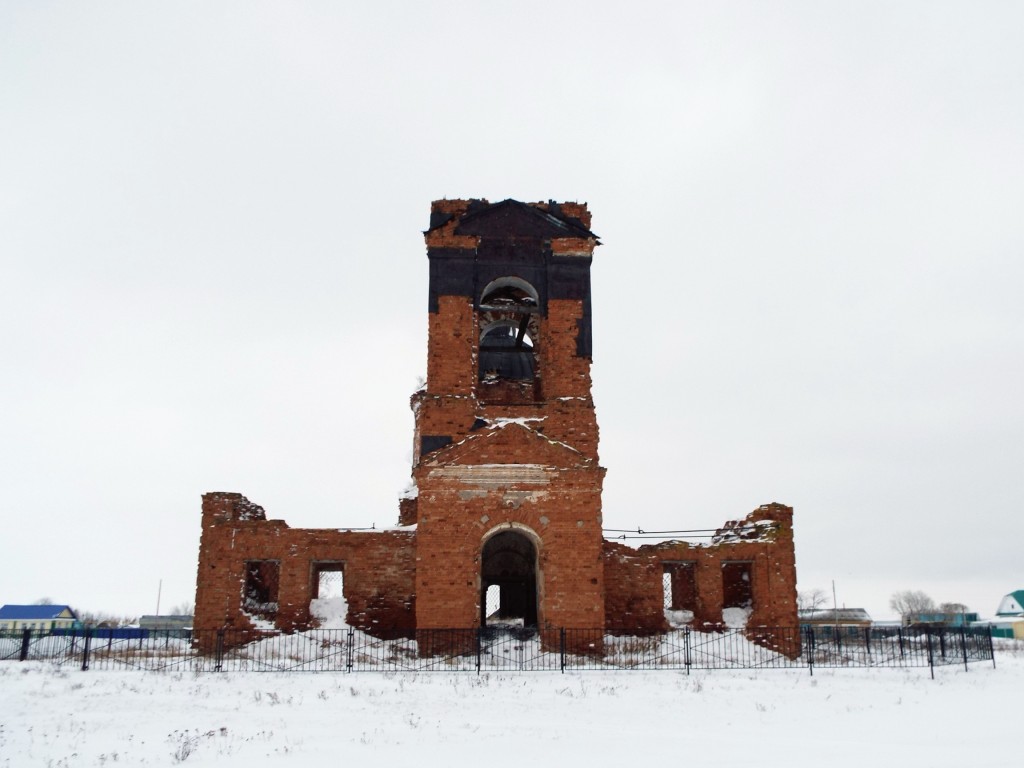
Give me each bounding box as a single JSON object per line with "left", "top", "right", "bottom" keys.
{"left": 2, "top": 1, "right": 1022, "bottom": 621}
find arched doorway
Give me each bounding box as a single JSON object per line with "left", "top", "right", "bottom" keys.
{"left": 481, "top": 530, "right": 538, "bottom": 627}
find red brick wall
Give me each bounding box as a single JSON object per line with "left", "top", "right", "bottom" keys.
{"left": 425, "top": 296, "right": 476, "bottom": 398}
{"left": 601, "top": 503, "right": 800, "bottom": 652}
{"left": 194, "top": 493, "right": 416, "bottom": 637}
{"left": 413, "top": 425, "right": 606, "bottom": 630}
{"left": 602, "top": 542, "right": 667, "bottom": 634}
{"left": 414, "top": 299, "right": 599, "bottom": 462}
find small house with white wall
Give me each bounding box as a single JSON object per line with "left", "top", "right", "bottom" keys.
{"left": 990, "top": 590, "right": 1024, "bottom": 639}
{"left": 996, "top": 590, "right": 1024, "bottom": 617}
{"left": 138, "top": 615, "right": 192, "bottom": 632}
{"left": 799, "top": 608, "right": 872, "bottom": 638}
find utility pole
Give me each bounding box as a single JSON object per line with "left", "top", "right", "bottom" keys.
{"left": 832, "top": 580, "right": 839, "bottom": 634}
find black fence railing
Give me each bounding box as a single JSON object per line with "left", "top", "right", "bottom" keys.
{"left": 0, "top": 625, "right": 996, "bottom": 676}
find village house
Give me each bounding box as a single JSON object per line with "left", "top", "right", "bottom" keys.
{"left": 0, "top": 604, "right": 80, "bottom": 633}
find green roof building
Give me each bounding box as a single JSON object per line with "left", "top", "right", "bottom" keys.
{"left": 996, "top": 590, "right": 1024, "bottom": 617}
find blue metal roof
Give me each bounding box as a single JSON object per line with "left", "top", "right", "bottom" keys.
{"left": 0, "top": 604, "right": 76, "bottom": 620}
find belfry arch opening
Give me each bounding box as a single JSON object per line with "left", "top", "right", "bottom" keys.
{"left": 477, "top": 276, "right": 541, "bottom": 403}
{"left": 479, "top": 276, "right": 539, "bottom": 309}
{"left": 481, "top": 530, "right": 538, "bottom": 628}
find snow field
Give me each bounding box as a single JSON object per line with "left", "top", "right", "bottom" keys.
{"left": 1, "top": 649, "right": 1020, "bottom": 767}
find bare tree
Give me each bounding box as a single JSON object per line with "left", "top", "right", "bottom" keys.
{"left": 938, "top": 602, "right": 969, "bottom": 614}
{"left": 798, "top": 588, "right": 829, "bottom": 613}
{"left": 168, "top": 602, "right": 195, "bottom": 617}
{"left": 74, "top": 610, "right": 139, "bottom": 628}
{"left": 890, "top": 590, "right": 935, "bottom": 621}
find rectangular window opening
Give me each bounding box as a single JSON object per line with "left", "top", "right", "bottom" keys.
{"left": 242, "top": 560, "right": 280, "bottom": 620}
{"left": 309, "top": 562, "right": 347, "bottom": 628}
{"left": 312, "top": 562, "right": 345, "bottom": 600}
{"left": 663, "top": 562, "right": 697, "bottom": 627}
{"left": 721, "top": 561, "right": 753, "bottom": 609}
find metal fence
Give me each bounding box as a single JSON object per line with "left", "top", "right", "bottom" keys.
{"left": 0, "top": 625, "right": 995, "bottom": 676}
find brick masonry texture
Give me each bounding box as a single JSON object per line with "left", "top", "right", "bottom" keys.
{"left": 193, "top": 199, "right": 799, "bottom": 652}
{"left": 195, "top": 493, "right": 415, "bottom": 637}
{"left": 602, "top": 504, "right": 798, "bottom": 632}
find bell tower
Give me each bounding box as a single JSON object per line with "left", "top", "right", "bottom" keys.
{"left": 409, "top": 199, "right": 606, "bottom": 631}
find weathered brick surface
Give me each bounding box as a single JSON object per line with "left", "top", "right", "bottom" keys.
{"left": 195, "top": 493, "right": 415, "bottom": 637}
{"left": 413, "top": 424, "right": 606, "bottom": 629}
{"left": 602, "top": 503, "right": 800, "bottom": 650}
{"left": 193, "top": 200, "right": 799, "bottom": 652}
{"left": 425, "top": 296, "right": 476, "bottom": 397}
{"left": 602, "top": 541, "right": 667, "bottom": 634}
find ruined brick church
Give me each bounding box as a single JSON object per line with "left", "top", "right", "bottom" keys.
{"left": 194, "top": 199, "right": 798, "bottom": 641}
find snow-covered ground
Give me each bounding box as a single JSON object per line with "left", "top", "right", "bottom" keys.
{"left": 1, "top": 648, "right": 1018, "bottom": 767}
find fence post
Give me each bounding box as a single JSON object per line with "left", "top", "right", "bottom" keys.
{"left": 19, "top": 629, "right": 31, "bottom": 661}
{"left": 864, "top": 626, "right": 872, "bottom": 660}
{"left": 926, "top": 631, "right": 934, "bottom": 679}
{"left": 684, "top": 627, "right": 691, "bottom": 675}
{"left": 805, "top": 626, "right": 814, "bottom": 676}
{"left": 214, "top": 630, "right": 225, "bottom": 672}
{"left": 81, "top": 629, "right": 92, "bottom": 671}
{"left": 897, "top": 627, "right": 905, "bottom": 658}
{"left": 476, "top": 628, "right": 482, "bottom": 675}
{"left": 346, "top": 626, "right": 354, "bottom": 673}
{"left": 959, "top": 627, "right": 969, "bottom": 672}
{"left": 988, "top": 626, "right": 996, "bottom": 669}
{"left": 559, "top": 628, "right": 565, "bottom": 674}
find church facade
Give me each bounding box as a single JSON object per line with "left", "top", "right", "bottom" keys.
{"left": 194, "top": 199, "right": 798, "bottom": 648}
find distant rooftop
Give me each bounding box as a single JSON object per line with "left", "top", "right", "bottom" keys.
{"left": 996, "top": 589, "right": 1024, "bottom": 616}
{"left": 0, "top": 604, "right": 77, "bottom": 620}
{"left": 799, "top": 608, "right": 872, "bottom": 623}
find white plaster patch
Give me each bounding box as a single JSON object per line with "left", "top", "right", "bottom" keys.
{"left": 502, "top": 490, "right": 548, "bottom": 509}
{"left": 486, "top": 416, "right": 547, "bottom": 428}
{"left": 428, "top": 464, "right": 555, "bottom": 487}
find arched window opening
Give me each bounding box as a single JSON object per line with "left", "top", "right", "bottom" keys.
{"left": 477, "top": 277, "right": 541, "bottom": 402}
{"left": 479, "top": 276, "right": 539, "bottom": 309}
{"left": 481, "top": 531, "right": 538, "bottom": 628}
